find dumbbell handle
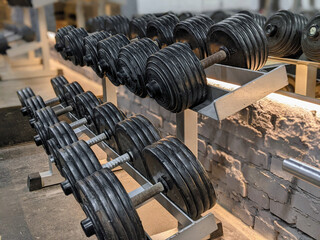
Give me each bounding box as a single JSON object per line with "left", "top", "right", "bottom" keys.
{"left": 29, "top": 106, "right": 73, "bottom": 128}
{"left": 54, "top": 105, "right": 73, "bottom": 116}
{"left": 102, "top": 152, "right": 131, "bottom": 169}
{"left": 131, "top": 182, "right": 165, "bottom": 207}
{"left": 200, "top": 49, "right": 227, "bottom": 69}
{"left": 44, "top": 96, "right": 60, "bottom": 105}
{"left": 69, "top": 117, "right": 88, "bottom": 129}
{"left": 86, "top": 132, "right": 108, "bottom": 146}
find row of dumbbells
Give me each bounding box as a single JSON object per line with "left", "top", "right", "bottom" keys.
{"left": 7, "top": 0, "right": 32, "bottom": 7}
{"left": 0, "top": 23, "right": 35, "bottom": 54}
{"left": 56, "top": 12, "right": 269, "bottom": 114}
{"left": 17, "top": 75, "right": 217, "bottom": 239}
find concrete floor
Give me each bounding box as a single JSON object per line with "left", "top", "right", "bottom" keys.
{"left": 0, "top": 59, "right": 266, "bottom": 240}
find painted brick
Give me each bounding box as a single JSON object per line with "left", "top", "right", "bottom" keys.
{"left": 243, "top": 164, "right": 290, "bottom": 204}
{"left": 274, "top": 220, "right": 314, "bottom": 240}
{"left": 198, "top": 138, "right": 207, "bottom": 155}
{"left": 295, "top": 211, "right": 320, "bottom": 239}
{"left": 248, "top": 185, "right": 270, "bottom": 209}
{"left": 270, "top": 155, "right": 293, "bottom": 181}
{"left": 254, "top": 210, "right": 276, "bottom": 239}
{"left": 162, "top": 120, "right": 176, "bottom": 136}
{"left": 296, "top": 179, "right": 320, "bottom": 198}
{"left": 148, "top": 99, "right": 160, "bottom": 114}
{"left": 246, "top": 147, "right": 270, "bottom": 170}
{"left": 232, "top": 199, "right": 257, "bottom": 227}
{"left": 291, "top": 191, "right": 320, "bottom": 222}
{"left": 270, "top": 200, "right": 297, "bottom": 224}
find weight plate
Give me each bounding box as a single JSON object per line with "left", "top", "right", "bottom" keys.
{"left": 117, "top": 38, "right": 160, "bottom": 97}
{"left": 55, "top": 25, "right": 75, "bottom": 52}
{"left": 76, "top": 176, "right": 117, "bottom": 240}
{"left": 129, "top": 14, "right": 157, "bottom": 39}
{"left": 99, "top": 168, "right": 145, "bottom": 240}
{"left": 146, "top": 13, "right": 180, "bottom": 48}
{"left": 24, "top": 96, "right": 46, "bottom": 118}
{"left": 93, "top": 102, "right": 126, "bottom": 151}
{"left": 63, "top": 82, "right": 84, "bottom": 115}
{"left": 115, "top": 115, "right": 160, "bottom": 179}
{"left": 75, "top": 91, "right": 101, "bottom": 132}
{"left": 174, "top": 14, "right": 214, "bottom": 60}
{"left": 105, "top": 15, "right": 130, "bottom": 35}
{"left": 143, "top": 143, "right": 198, "bottom": 219}
{"left": 17, "top": 87, "right": 35, "bottom": 106}
{"left": 302, "top": 14, "right": 320, "bottom": 62}
{"left": 92, "top": 171, "right": 133, "bottom": 239}
{"left": 97, "top": 34, "right": 130, "bottom": 85}
{"left": 159, "top": 139, "right": 204, "bottom": 217}
{"left": 51, "top": 76, "right": 69, "bottom": 103}
{"left": 178, "top": 12, "right": 194, "bottom": 21}
{"left": 64, "top": 28, "right": 88, "bottom": 66}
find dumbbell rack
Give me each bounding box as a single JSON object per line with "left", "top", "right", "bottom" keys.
{"left": 0, "top": 0, "right": 58, "bottom": 80}
{"left": 27, "top": 103, "right": 219, "bottom": 240}
{"left": 267, "top": 56, "right": 320, "bottom": 98}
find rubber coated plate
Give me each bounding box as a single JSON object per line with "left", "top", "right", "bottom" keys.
{"left": 17, "top": 87, "right": 35, "bottom": 106}
{"left": 51, "top": 76, "right": 68, "bottom": 103}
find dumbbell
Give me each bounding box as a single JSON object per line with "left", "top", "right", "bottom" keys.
{"left": 45, "top": 100, "right": 125, "bottom": 173}
{"left": 145, "top": 13, "right": 268, "bottom": 113}
{"left": 18, "top": 79, "right": 84, "bottom": 118}
{"left": 86, "top": 16, "right": 109, "bottom": 33}
{"left": 264, "top": 10, "right": 308, "bottom": 58}
{"left": 178, "top": 12, "right": 194, "bottom": 21}
{"left": 301, "top": 14, "right": 320, "bottom": 62}
{"left": 33, "top": 91, "right": 102, "bottom": 153}
{"left": 77, "top": 136, "right": 216, "bottom": 239}
{"left": 28, "top": 81, "right": 84, "bottom": 127}
{"left": 146, "top": 13, "right": 180, "bottom": 48}
{"left": 7, "top": 0, "right": 32, "bottom": 6}
{"left": 55, "top": 25, "right": 76, "bottom": 58}
{"left": 173, "top": 14, "right": 215, "bottom": 60}
{"left": 0, "top": 24, "right": 35, "bottom": 54}
{"left": 129, "top": 14, "right": 157, "bottom": 39}
{"left": 238, "top": 10, "right": 266, "bottom": 28}
{"left": 58, "top": 115, "right": 160, "bottom": 202}
{"left": 210, "top": 10, "right": 235, "bottom": 23}
{"left": 17, "top": 75, "right": 67, "bottom": 108}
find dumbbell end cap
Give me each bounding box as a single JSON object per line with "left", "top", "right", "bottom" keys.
{"left": 21, "top": 107, "right": 28, "bottom": 116}
{"left": 60, "top": 180, "right": 72, "bottom": 196}
{"left": 81, "top": 218, "right": 95, "bottom": 237}
{"left": 34, "top": 135, "right": 42, "bottom": 146}
{"left": 29, "top": 118, "right": 36, "bottom": 128}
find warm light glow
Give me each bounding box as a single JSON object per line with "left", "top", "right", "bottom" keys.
{"left": 207, "top": 77, "right": 320, "bottom": 117}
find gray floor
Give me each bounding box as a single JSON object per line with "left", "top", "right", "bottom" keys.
{"left": 0, "top": 143, "right": 89, "bottom": 240}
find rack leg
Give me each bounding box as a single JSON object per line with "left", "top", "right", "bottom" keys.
{"left": 105, "top": 78, "right": 118, "bottom": 106}
{"left": 27, "top": 156, "right": 64, "bottom": 191}
{"left": 176, "top": 109, "right": 198, "bottom": 157}
{"left": 295, "top": 64, "right": 317, "bottom": 97}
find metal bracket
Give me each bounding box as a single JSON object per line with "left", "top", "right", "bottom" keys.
{"left": 192, "top": 64, "right": 288, "bottom": 120}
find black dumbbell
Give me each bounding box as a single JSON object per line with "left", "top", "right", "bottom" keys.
{"left": 238, "top": 10, "right": 266, "bottom": 28}
{"left": 145, "top": 13, "right": 268, "bottom": 113}
{"left": 129, "top": 14, "right": 157, "bottom": 39}
{"left": 17, "top": 76, "right": 67, "bottom": 108}
{"left": 178, "top": 12, "right": 194, "bottom": 21}
{"left": 33, "top": 91, "right": 102, "bottom": 153}
{"left": 58, "top": 115, "right": 160, "bottom": 202}
{"left": 301, "top": 14, "right": 320, "bottom": 62}
{"left": 173, "top": 14, "right": 215, "bottom": 60}
{"left": 146, "top": 13, "right": 180, "bottom": 48}
{"left": 210, "top": 10, "right": 235, "bottom": 23}
{"left": 55, "top": 25, "right": 76, "bottom": 58}
{"left": 77, "top": 136, "right": 216, "bottom": 239}
{"left": 18, "top": 78, "right": 84, "bottom": 118}
{"left": 45, "top": 100, "right": 125, "bottom": 173}
{"left": 86, "top": 16, "right": 109, "bottom": 33}
{"left": 264, "top": 10, "right": 308, "bottom": 58}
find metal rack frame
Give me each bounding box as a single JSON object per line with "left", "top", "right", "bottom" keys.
{"left": 27, "top": 104, "right": 218, "bottom": 240}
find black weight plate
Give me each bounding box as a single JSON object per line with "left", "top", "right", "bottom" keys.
{"left": 51, "top": 76, "right": 69, "bottom": 103}
{"left": 143, "top": 143, "right": 198, "bottom": 219}
{"left": 93, "top": 171, "right": 134, "bottom": 239}
{"left": 25, "top": 96, "right": 46, "bottom": 117}
{"left": 0, "top": 33, "right": 9, "bottom": 54}
{"left": 233, "top": 14, "right": 268, "bottom": 70}
{"left": 97, "top": 34, "right": 131, "bottom": 85}
{"left": 129, "top": 14, "right": 157, "bottom": 39}
{"left": 75, "top": 91, "right": 100, "bottom": 126}
{"left": 76, "top": 177, "right": 117, "bottom": 240}
{"left": 55, "top": 25, "right": 75, "bottom": 52}
{"left": 115, "top": 115, "right": 160, "bottom": 178}
{"left": 63, "top": 82, "right": 84, "bottom": 114}
{"left": 222, "top": 16, "right": 254, "bottom": 70}
{"left": 61, "top": 166, "right": 83, "bottom": 202}
{"left": 167, "top": 137, "right": 217, "bottom": 209}
{"left": 93, "top": 102, "right": 126, "bottom": 151}
{"left": 117, "top": 38, "right": 160, "bottom": 98}
{"left": 17, "top": 87, "right": 35, "bottom": 106}
{"left": 159, "top": 140, "right": 204, "bottom": 217}
{"left": 83, "top": 31, "right": 111, "bottom": 77}
{"left": 100, "top": 168, "right": 145, "bottom": 239}
{"left": 302, "top": 14, "right": 320, "bottom": 62}
{"left": 88, "top": 174, "right": 128, "bottom": 239}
